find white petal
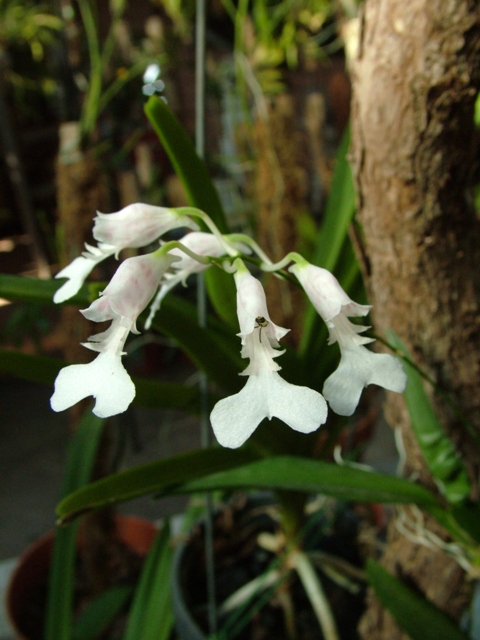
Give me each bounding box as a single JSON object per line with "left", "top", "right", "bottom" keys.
{"left": 210, "top": 372, "right": 327, "bottom": 449}
{"left": 50, "top": 351, "right": 135, "bottom": 418}
{"left": 54, "top": 247, "right": 115, "bottom": 304}
{"left": 210, "top": 377, "right": 267, "bottom": 448}
{"left": 290, "top": 263, "right": 370, "bottom": 324}
{"left": 53, "top": 256, "right": 97, "bottom": 303}
{"left": 265, "top": 373, "right": 328, "bottom": 434}
{"left": 93, "top": 204, "right": 198, "bottom": 249}
{"left": 234, "top": 269, "right": 289, "bottom": 341}
{"left": 323, "top": 346, "right": 407, "bottom": 416}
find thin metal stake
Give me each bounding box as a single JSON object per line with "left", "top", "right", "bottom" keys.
{"left": 195, "top": 0, "right": 218, "bottom": 635}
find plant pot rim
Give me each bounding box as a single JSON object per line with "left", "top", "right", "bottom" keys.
{"left": 6, "top": 514, "right": 158, "bottom": 640}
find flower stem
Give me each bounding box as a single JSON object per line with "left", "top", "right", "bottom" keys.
{"left": 173, "top": 207, "right": 239, "bottom": 257}
{"left": 261, "top": 251, "right": 306, "bottom": 272}
{"left": 227, "top": 233, "right": 273, "bottom": 265}
{"left": 154, "top": 240, "right": 210, "bottom": 265}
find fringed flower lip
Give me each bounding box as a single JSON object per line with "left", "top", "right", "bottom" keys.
{"left": 290, "top": 261, "right": 407, "bottom": 416}
{"left": 210, "top": 264, "right": 328, "bottom": 449}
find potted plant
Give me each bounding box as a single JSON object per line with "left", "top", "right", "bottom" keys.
{"left": 1, "top": 97, "right": 479, "bottom": 640}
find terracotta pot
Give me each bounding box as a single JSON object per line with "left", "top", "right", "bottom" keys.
{"left": 6, "top": 514, "right": 157, "bottom": 640}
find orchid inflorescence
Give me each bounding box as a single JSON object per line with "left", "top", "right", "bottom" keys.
{"left": 50, "top": 203, "right": 407, "bottom": 449}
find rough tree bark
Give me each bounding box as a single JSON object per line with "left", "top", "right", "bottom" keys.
{"left": 349, "top": 0, "right": 480, "bottom": 637}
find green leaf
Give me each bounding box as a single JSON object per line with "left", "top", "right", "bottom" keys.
{"left": 0, "top": 273, "right": 94, "bottom": 307}
{"left": 133, "top": 377, "right": 204, "bottom": 413}
{"left": 72, "top": 586, "right": 133, "bottom": 640}
{"left": 57, "top": 453, "right": 437, "bottom": 524}
{"left": 311, "top": 127, "right": 356, "bottom": 273}
{"left": 426, "top": 503, "right": 480, "bottom": 547}
{"left": 144, "top": 96, "right": 238, "bottom": 326}
{"left": 0, "top": 349, "right": 64, "bottom": 385}
{"left": 387, "top": 332, "right": 471, "bottom": 505}
{"left": 144, "top": 96, "right": 227, "bottom": 233}
{"left": 149, "top": 292, "right": 242, "bottom": 393}
{"left": 366, "top": 560, "right": 469, "bottom": 640}
{"left": 124, "top": 522, "right": 173, "bottom": 640}
{"left": 45, "top": 411, "right": 105, "bottom": 640}
{"left": 56, "top": 447, "right": 259, "bottom": 523}
{"left": 204, "top": 267, "right": 239, "bottom": 328}
{"left": 173, "top": 457, "right": 439, "bottom": 506}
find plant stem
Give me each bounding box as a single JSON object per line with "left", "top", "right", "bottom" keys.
{"left": 292, "top": 550, "right": 340, "bottom": 640}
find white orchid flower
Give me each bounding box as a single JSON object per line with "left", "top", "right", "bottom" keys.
{"left": 54, "top": 203, "right": 198, "bottom": 304}
{"left": 290, "top": 262, "right": 407, "bottom": 416}
{"left": 145, "top": 231, "right": 250, "bottom": 329}
{"left": 51, "top": 252, "right": 180, "bottom": 418}
{"left": 210, "top": 264, "right": 328, "bottom": 449}
{"left": 92, "top": 203, "right": 198, "bottom": 251}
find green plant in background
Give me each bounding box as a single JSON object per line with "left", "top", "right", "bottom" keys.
{"left": 74, "top": 0, "right": 165, "bottom": 144}
{"left": 1, "top": 96, "right": 479, "bottom": 639}
{"left": 0, "top": 0, "right": 61, "bottom": 61}
{"left": 222, "top": 0, "right": 336, "bottom": 95}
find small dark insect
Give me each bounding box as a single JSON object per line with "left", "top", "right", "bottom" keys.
{"left": 255, "top": 316, "right": 269, "bottom": 343}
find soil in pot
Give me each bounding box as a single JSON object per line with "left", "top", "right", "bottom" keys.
{"left": 174, "top": 495, "right": 368, "bottom": 640}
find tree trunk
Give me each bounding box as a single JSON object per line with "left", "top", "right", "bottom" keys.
{"left": 349, "top": 0, "right": 480, "bottom": 636}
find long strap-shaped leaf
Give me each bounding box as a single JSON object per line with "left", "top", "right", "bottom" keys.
{"left": 123, "top": 522, "right": 173, "bottom": 640}
{"left": 387, "top": 332, "right": 471, "bottom": 505}
{"left": 366, "top": 560, "right": 469, "bottom": 640}
{"left": 144, "top": 96, "right": 227, "bottom": 233}
{"left": 144, "top": 95, "right": 238, "bottom": 327}
{"left": 56, "top": 452, "right": 438, "bottom": 524}
{"left": 45, "top": 411, "right": 105, "bottom": 640}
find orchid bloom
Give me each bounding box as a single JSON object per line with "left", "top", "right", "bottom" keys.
{"left": 54, "top": 203, "right": 197, "bottom": 304}
{"left": 145, "top": 231, "right": 230, "bottom": 329}
{"left": 210, "top": 264, "right": 328, "bottom": 448}
{"left": 145, "top": 232, "right": 250, "bottom": 329}
{"left": 51, "top": 252, "right": 180, "bottom": 418}
{"left": 290, "top": 262, "right": 407, "bottom": 416}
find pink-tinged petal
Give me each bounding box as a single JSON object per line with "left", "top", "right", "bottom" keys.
{"left": 323, "top": 346, "right": 407, "bottom": 416}
{"left": 50, "top": 351, "right": 135, "bottom": 418}
{"left": 210, "top": 372, "right": 327, "bottom": 449}
{"left": 290, "top": 263, "right": 370, "bottom": 325}
{"left": 82, "top": 252, "right": 179, "bottom": 326}
{"left": 93, "top": 203, "right": 198, "bottom": 249}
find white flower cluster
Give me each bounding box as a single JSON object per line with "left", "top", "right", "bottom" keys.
{"left": 51, "top": 204, "right": 407, "bottom": 449}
